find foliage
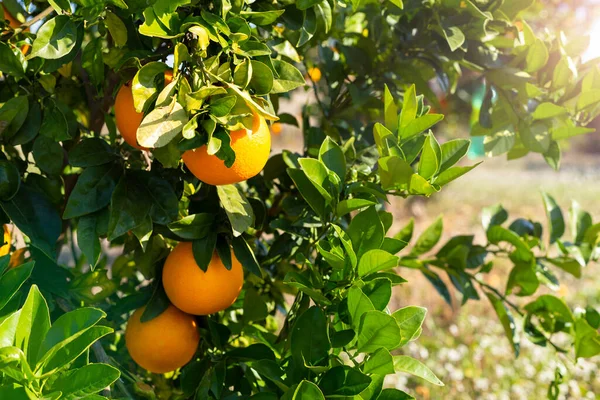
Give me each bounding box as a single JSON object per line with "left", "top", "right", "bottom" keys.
{"left": 0, "top": 0, "right": 599, "bottom": 398}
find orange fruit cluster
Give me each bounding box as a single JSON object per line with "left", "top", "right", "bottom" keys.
{"left": 125, "top": 243, "right": 244, "bottom": 374}
{"left": 113, "top": 71, "right": 271, "bottom": 186}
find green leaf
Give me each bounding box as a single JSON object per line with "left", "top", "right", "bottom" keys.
{"left": 439, "top": 139, "right": 470, "bottom": 172}
{"left": 532, "top": 103, "right": 568, "bottom": 120}
{"left": 30, "top": 16, "right": 78, "bottom": 59}
{"left": 434, "top": 163, "right": 480, "bottom": 187}
{"left": 297, "top": 0, "right": 321, "bottom": 10}
{"left": 392, "top": 306, "right": 427, "bottom": 347}
{"left": 570, "top": 201, "right": 592, "bottom": 245}
{"left": 239, "top": 10, "right": 285, "bottom": 25}
{"left": 383, "top": 85, "right": 398, "bottom": 131}
{"left": 347, "top": 286, "right": 375, "bottom": 327}
{"left": 63, "top": 164, "right": 122, "bottom": 219}
{"left": 319, "top": 366, "right": 372, "bottom": 397}
{"left": 486, "top": 292, "right": 520, "bottom": 357}
{"left": 82, "top": 39, "right": 104, "bottom": 87}
{"left": 551, "top": 125, "right": 594, "bottom": 140}
{"left": 107, "top": 176, "right": 152, "bottom": 240}
{"left": 410, "top": 216, "right": 443, "bottom": 256}
{"left": 506, "top": 262, "right": 539, "bottom": 296}
{"left": 69, "top": 138, "right": 117, "bottom": 168}
{"left": 77, "top": 214, "right": 102, "bottom": 269}
{"left": 357, "top": 249, "right": 399, "bottom": 277}
{"left": 49, "top": 363, "right": 120, "bottom": 400}
{"left": 393, "top": 355, "right": 443, "bottom": 386}
{"left": 217, "top": 185, "right": 255, "bottom": 237}
{"left": 441, "top": 25, "right": 465, "bottom": 51}
{"left": 291, "top": 306, "right": 330, "bottom": 368}
{"left": 418, "top": 133, "right": 441, "bottom": 179}
{"left": 318, "top": 137, "right": 346, "bottom": 182}
{"left": 288, "top": 168, "right": 329, "bottom": 219}
{"left": 1, "top": 185, "right": 62, "bottom": 259}
{"left": 526, "top": 39, "right": 549, "bottom": 73}
{"left": 131, "top": 62, "right": 169, "bottom": 113}
{"left": 377, "top": 388, "right": 415, "bottom": 400}
{"left": 137, "top": 101, "right": 189, "bottom": 148}
{"left": 378, "top": 156, "right": 413, "bottom": 191}
{"left": 356, "top": 311, "right": 401, "bottom": 353}
{"left": 298, "top": 9, "right": 317, "bottom": 47}
{"left": 192, "top": 232, "right": 217, "bottom": 272}
{"left": 0, "top": 42, "right": 25, "bottom": 77}
{"left": 487, "top": 225, "right": 533, "bottom": 262}
{"left": 249, "top": 60, "right": 274, "bottom": 96}
{"left": 541, "top": 192, "right": 565, "bottom": 244}
{"left": 575, "top": 318, "right": 600, "bottom": 359}
{"left": 168, "top": 214, "right": 214, "bottom": 240}
{"left": 398, "top": 85, "right": 417, "bottom": 131}
{"left": 104, "top": 12, "right": 127, "bottom": 48}
{"left": 140, "top": 283, "right": 170, "bottom": 322}
{"left": 336, "top": 199, "right": 377, "bottom": 217}
{"left": 210, "top": 95, "right": 237, "bottom": 117}
{"left": 288, "top": 381, "right": 325, "bottom": 400}
{"left": 363, "top": 348, "right": 395, "bottom": 375}
{"left": 0, "top": 311, "right": 21, "bottom": 348}
{"left": 36, "top": 326, "right": 112, "bottom": 374}
{"left": 15, "top": 285, "right": 50, "bottom": 366}
{"left": 483, "top": 125, "right": 515, "bottom": 157}
{"left": 231, "top": 236, "right": 262, "bottom": 277}
{"left": 401, "top": 114, "right": 444, "bottom": 140}
{"left": 349, "top": 207, "right": 384, "bottom": 259}
{"left": 362, "top": 278, "right": 392, "bottom": 310}
{"left": 38, "top": 308, "right": 106, "bottom": 361}
{"left": 0, "top": 262, "right": 34, "bottom": 311}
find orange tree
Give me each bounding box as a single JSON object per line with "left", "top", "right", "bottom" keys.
{"left": 0, "top": 0, "right": 600, "bottom": 399}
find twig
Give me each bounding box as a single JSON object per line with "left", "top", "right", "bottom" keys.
{"left": 142, "top": 151, "right": 152, "bottom": 171}
{"left": 14, "top": 6, "right": 54, "bottom": 34}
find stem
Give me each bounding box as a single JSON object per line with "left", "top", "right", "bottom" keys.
{"left": 466, "top": 271, "right": 524, "bottom": 316}
{"left": 14, "top": 6, "right": 54, "bottom": 34}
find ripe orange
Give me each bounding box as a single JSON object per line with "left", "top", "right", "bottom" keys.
{"left": 0, "top": 225, "right": 10, "bottom": 256}
{"left": 114, "top": 71, "right": 173, "bottom": 150}
{"left": 162, "top": 242, "right": 244, "bottom": 315}
{"left": 182, "top": 113, "right": 271, "bottom": 185}
{"left": 125, "top": 305, "right": 199, "bottom": 374}
{"left": 2, "top": 5, "right": 20, "bottom": 29}
{"left": 308, "top": 67, "right": 322, "bottom": 82}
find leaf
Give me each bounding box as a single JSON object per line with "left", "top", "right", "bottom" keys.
{"left": 210, "top": 95, "right": 237, "bottom": 117}
{"left": 239, "top": 10, "right": 285, "bottom": 25}
{"left": 38, "top": 307, "right": 106, "bottom": 359}
{"left": 347, "top": 287, "right": 375, "bottom": 327}
{"left": 298, "top": 9, "right": 317, "bottom": 47}
{"left": 377, "top": 388, "right": 415, "bottom": 400}
{"left": 383, "top": 85, "right": 398, "bottom": 131}
{"left": 131, "top": 62, "right": 169, "bottom": 113}
{"left": 217, "top": 185, "right": 255, "bottom": 237}
{"left": 357, "top": 250, "right": 399, "bottom": 277}
{"left": 363, "top": 348, "right": 395, "bottom": 375}
{"left": 526, "top": 39, "right": 549, "bottom": 73}
{"left": 291, "top": 306, "right": 330, "bottom": 368}
{"left": 570, "top": 201, "right": 592, "bottom": 245}
{"left": 192, "top": 232, "right": 217, "bottom": 272}
{"left": 77, "top": 214, "right": 102, "bottom": 269}
{"left": 36, "top": 326, "right": 112, "bottom": 374}
{"left": 487, "top": 225, "right": 533, "bottom": 262}
{"left": 249, "top": 60, "right": 274, "bottom": 96}
{"left": 418, "top": 133, "right": 441, "bottom": 179}
{"left": 401, "top": 114, "right": 444, "bottom": 139}
{"left": 0, "top": 262, "right": 34, "bottom": 312}
{"left": 1, "top": 185, "right": 61, "bottom": 259}
{"left": 483, "top": 125, "right": 515, "bottom": 156}
{"left": 336, "top": 199, "right": 377, "bottom": 217}
{"left": 393, "top": 355, "right": 443, "bottom": 386}
{"left": 30, "top": 16, "right": 78, "bottom": 59}
{"left": 289, "top": 381, "right": 325, "bottom": 400}
{"left": 140, "top": 283, "right": 170, "bottom": 322}
{"left": 288, "top": 168, "right": 329, "bottom": 219}
{"left": 434, "top": 163, "right": 480, "bottom": 187}
{"left": 63, "top": 163, "right": 122, "bottom": 219}
{"left": 318, "top": 137, "right": 346, "bottom": 182}
{"left": 410, "top": 216, "right": 443, "bottom": 256}
{"left": 378, "top": 156, "right": 413, "bottom": 191}
{"left": 49, "top": 364, "right": 120, "bottom": 400}
{"left": 349, "top": 207, "right": 384, "bottom": 259}
{"left": 481, "top": 204, "right": 508, "bottom": 230}
{"left": 399, "top": 85, "right": 417, "bottom": 130}
{"left": 439, "top": 139, "right": 470, "bottom": 172}
{"left": 392, "top": 306, "right": 427, "bottom": 347}
{"left": 0, "top": 42, "right": 25, "bottom": 77}
{"left": 104, "top": 12, "right": 127, "bottom": 48}
{"left": 137, "top": 101, "right": 189, "bottom": 148}
{"left": 441, "top": 25, "right": 465, "bottom": 51}
{"left": 319, "top": 366, "right": 372, "bottom": 397}
{"left": 486, "top": 292, "right": 520, "bottom": 356}
{"left": 541, "top": 192, "right": 565, "bottom": 244}
{"left": 15, "top": 285, "right": 50, "bottom": 366}
{"left": 107, "top": 176, "right": 152, "bottom": 240}
{"left": 362, "top": 278, "right": 392, "bottom": 310}
{"left": 297, "top": 0, "right": 321, "bottom": 9}
{"left": 532, "top": 103, "right": 568, "bottom": 120}
{"left": 575, "top": 318, "right": 600, "bottom": 359}
{"left": 69, "top": 138, "right": 117, "bottom": 168}
{"left": 82, "top": 39, "right": 104, "bottom": 87}
{"left": 356, "top": 311, "right": 401, "bottom": 353}
{"left": 231, "top": 236, "right": 262, "bottom": 277}
{"left": 168, "top": 214, "right": 214, "bottom": 240}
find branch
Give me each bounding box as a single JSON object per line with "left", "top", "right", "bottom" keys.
{"left": 14, "top": 6, "right": 54, "bottom": 33}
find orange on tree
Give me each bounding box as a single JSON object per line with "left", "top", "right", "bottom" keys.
{"left": 125, "top": 304, "right": 199, "bottom": 374}
{"left": 0, "top": 225, "right": 10, "bottom": 256}
{"left": 307, "top": 67, "right": 322, "bottom": 82}
{"left": 114, "top": 71, "right": 173, "bottom": 150}
{"left": 270, "top": 122, "right": 282, "bottom": 135}
{"left": 182, "top": 112, "right": 271, "bottom": 185}
{"left": 162, "top": 242, "right": 244, "bottom": 315}
{"left": 2, "top": 4, "right": 20, "bottom": 29}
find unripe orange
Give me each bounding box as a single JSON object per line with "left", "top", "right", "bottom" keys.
{"left": 182, "top": 113, "right": 271, "bottom": 185}
{"left": 114, "top": 71, "right": 173, "bottom": 150}
{"left": 162, "top": 242, "right": 244, "bottom": 315}
{"left": 308, "top": 67, "right": 322, "bottom": 82}
{"left": 125, "top": 305, "right": 199, "bottom": 374}
{"left": 2, "top": 5, "right": 20, "bottom": 29}
{"left": 271, "top": 122, "right": 282, "bottom": 135}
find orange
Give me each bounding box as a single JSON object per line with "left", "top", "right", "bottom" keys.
{"left": 182, "top": 113, "right": 271, "bottom": 185}
{"left": 2, "top": 5, "right": 20, "bottom": 29}
{"left": 308, "top": 67, "right": 322, "bottom": 82}
{"left": 0, "top": 225, "right": 10, "bottom": 257}
{"left": 114, "top": 71, "right": 173, "bottom": 150}
{"left": 162, "top": 242, "right": 244, "bottom": 315}
{"left": 125, "top": 305, "right": 199, "bottom": 374}
{"left": 271, "top": 122, "right": 282, "bottom": 135}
